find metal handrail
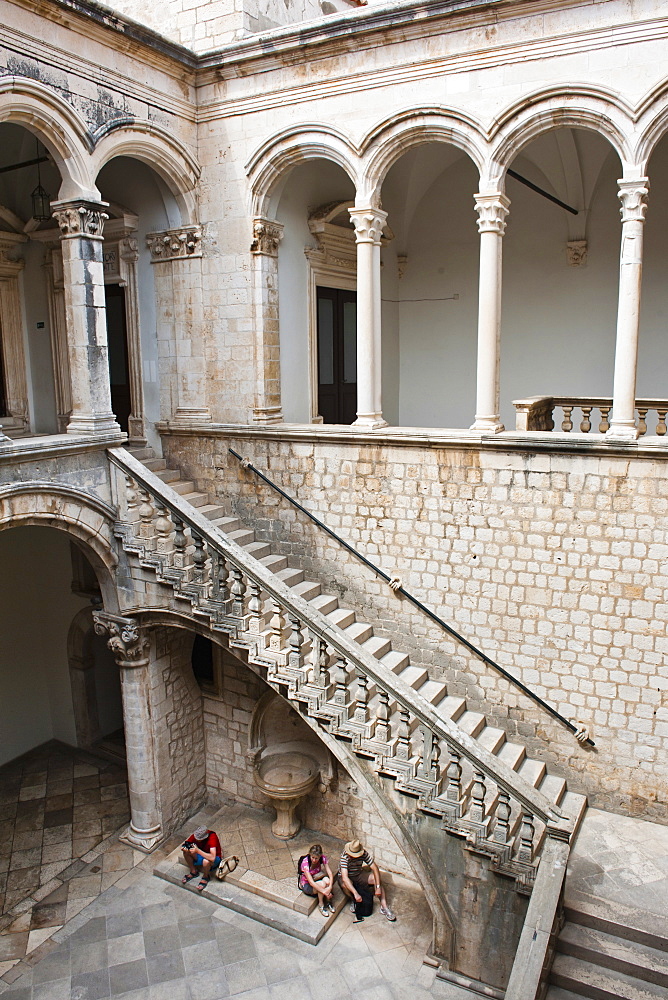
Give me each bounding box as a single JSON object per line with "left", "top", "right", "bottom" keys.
{"left": 228, "top": 448, "right": 595, "bottom": 748}
{"left": 108, "top": 446, "right": 565, "bottom": 827}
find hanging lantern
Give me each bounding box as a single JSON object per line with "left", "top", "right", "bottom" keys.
{"left": 31, "top": 139, "right": 51, "bottom": 222}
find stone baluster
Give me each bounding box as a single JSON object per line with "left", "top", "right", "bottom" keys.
{"left": 580, "top": 405, "right": 592, "bottom": 433}
{"left": 137, "top": 490, "right": 155, "bottom": 545}
{"left": 446, "top": 750, "right": 463, "bottom": 803}
{"left": 598, "top": 404, "right": 611, "bottom": 433}
{"left": 418, "top": 725, "right": 440, "bottom": 783}
{"left": 469, "top": 770, "right": 487, "bottom": 825}
{"left": 349, "top": 207, "right": 388, "bottom": 429}
{"left": 269, "top": 600, "right": 285, "bottom": 652}
{"left": 517, "top": 811, "right": 536, "bottom": 863}
{"left": 124, "top": 476, "right": 140, "bottom": 524}
{"left": 52, "top": 199, "right": 120, "bottom": 437}
{"left": 288, "top": 615, "right": 305, "bottom": 667}
{"left": 247, "top": 580, "right": 263, "bottom": 633}
{"left": 332, "top": 655, "right": 350, "bottom": 708}
{"left": 657, "top": 407, "right": 668, "bottom": 436}
{"left": 374, "top": 689, "right": 391, "bottom": 743}
{"left": 608, "top": 178, "right": 650, "bottom": 440}
{"left": 637, "top": 405, "right": 649, "bottom": 436}
{"left": 470, "top": 192, "right": 510, "bottom": 433}
{"left": 250, "top": 218, "right": 284, "bottom": 423}
{"left": 191, "top": 532, "right": 207, "bottom": 583}
{"left": 395, "top": 706, "right": 411, "bottom": 760}
{"left": 93, "top": 613, "right": 162, "bottom": 852}
{"left": 493, "top": 790, "right": 512, "bottom": 845}
{"left": 561, "top": 405, "right": 573, "bottom": 432}
{"left": 310, "top": 635, "right": 328, "bottom": 685}
{"left": 230, "top": 567, "right": 246, "bottom": 617}
{"left": 354, "top": 671, "right": 369, "bottom": 724}
{"left": 171, "top": 514, "right": 187, "bottom": 569}
{"left": 212, "top": 551, "right": 230, "bottom": 602}
{"left": 153, "top": 500, "right": 173, "bottom": 555}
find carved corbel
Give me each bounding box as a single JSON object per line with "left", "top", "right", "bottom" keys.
{"left": 93, "top": 611, "right": 150, "bottom": 666}
{"left": 146, "top": 225, "right": 202, "bottom": 261}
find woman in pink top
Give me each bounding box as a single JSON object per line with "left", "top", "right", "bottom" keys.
{"left": 299, "top": 844, "right": 335, "bottom": 916}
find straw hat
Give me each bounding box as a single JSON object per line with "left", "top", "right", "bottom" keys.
{"left": 344, "top": 840, "right": 365, "bottom": 857}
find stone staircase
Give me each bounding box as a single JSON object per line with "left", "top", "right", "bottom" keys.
{"left": 126, "top": 446, "right": 586, "bottom": 855}
{"left": 547, "top": 897, "right": 668, "bottom": 999}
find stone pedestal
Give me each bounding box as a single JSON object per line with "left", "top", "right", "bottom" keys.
{"left": 93, "top": 612, "right": 163, "bottom": 853}
{"left": 52, "top": 200, "right": 121, "bottom": 437}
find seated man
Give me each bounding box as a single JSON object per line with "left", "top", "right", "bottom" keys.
{"left": 181, "top": 825, "right": 222, "bottom": 891}
{"left": 337, "top": 839, "right": 396, "bottom": 922}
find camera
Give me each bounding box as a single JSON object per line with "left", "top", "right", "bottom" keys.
{"left": 183, "top": 841, "right": 193, "bottom": 850}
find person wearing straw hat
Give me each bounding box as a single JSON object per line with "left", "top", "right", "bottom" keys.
{"left": 337, "top": 839, "right": 396, "bottom": 921}
{"left": 181, "top": 825, "right": 223, "bottom": 891}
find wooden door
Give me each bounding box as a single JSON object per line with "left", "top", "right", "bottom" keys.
{"left": 316, "top": 286, "right": 357, "bottom": 424}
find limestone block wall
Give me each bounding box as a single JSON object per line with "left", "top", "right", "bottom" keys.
{"left": 150, "top": 627, "right": 206, "bottom": 834}
{"left": 164, "top": 430, "right": 668, "bottom": 822}
{"left": 203, "top": 647, "right": 415, "bottom": 876}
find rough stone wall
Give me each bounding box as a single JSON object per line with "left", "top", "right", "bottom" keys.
{"left": 163, "top": 431, "right": 668, "bottom": 822}
{"left": 151, "top": 627, "right": 206, "bottom": 833}
{"left": 203, "top": 647, "right": 415, "bottom": 876}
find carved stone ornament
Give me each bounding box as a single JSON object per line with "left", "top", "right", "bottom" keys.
{"left": 566, "top": 240, "right": 588, "bottom": 266}
{"left": 251, "top": 218, "right": 284, "bottom": 256}
{"left": 146, "top": 225, "right": 202, "bottom": 261}
{"left": 52, "top": 202, "right": 109, "bottom": 239}
{"left": 618, "top": 179, "right": 650, "bottom": 224}
{"left": 119, "top": 236, "right": 139, "bottom": 261}
{"left": 474, "top": 193, "right": 510, "bottom": 235}
{"left": 93, "top": 611, "right": 150, "bottom": 665}
{"left": 349, "top": 207, "right": 388, "bottom": 245}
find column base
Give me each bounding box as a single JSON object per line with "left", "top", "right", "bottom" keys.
{"left": 606, "top": 421, "right": 639, "bottom": 441}
{"left": 252, "top": 406, "right": 283, "bottom": 424}
{"left": 120, "top": 822, "right": 164, "bottom": 854}
{"left": 470, "top": 417, "right": 505, "bottom": 433}
{"left": 352, "top": 414, "right": 388, "bottom": 430}
{"left": 174, "top": 407, "right": 212, "bottom": 421}
{"left": 67, "top": 412, "right": 122, "bottom": 436}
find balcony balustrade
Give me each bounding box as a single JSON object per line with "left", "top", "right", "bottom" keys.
{"left": 513, "top": 396, "right": 668, "bottom": 436}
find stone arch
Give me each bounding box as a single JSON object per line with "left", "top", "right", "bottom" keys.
{"left": 489, "top": 87, "right": 632, "bottom": 184}
{"left": 0, "top": 481, "right": 119, "bottom": 610}
{"left": 246, "top": 123, "right": 360, "bottom": 218}
{"left": 127, "top": 606, "right": 456, "bottom": 962}
{"left": 359, "top": 107, "right": 486, "bottom": 205}
{"left": 91, "top": 121, "right": 200, "bottom": 224}
{"left": 0, "top": 76, "right": 98, "bottom": 200}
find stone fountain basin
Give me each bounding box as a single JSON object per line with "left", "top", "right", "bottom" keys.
{"left": 255, "top": 752, "right": 320, "bottom": 799}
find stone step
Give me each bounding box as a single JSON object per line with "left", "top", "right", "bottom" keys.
{"left": 154, "top": 467, "right": 178, "bottom": 481}
{"left": 310, "top": 593, "right": 339, "bottom": 615}
{"left": 228, "top": 527, "right": 256, "bottom": 547}
{"left": 416, "top": 679, "right": 447, "bottom": 707}
{"left": 170, "top": 480, "right": 196, "bottom": 494}
{"left": 275, "top": 567, "right": 305, "bottom": 587}
{"left": 564, "top": 892, "right": 668, "bottom": 954}
{"left": 345, "top": 621, "right": 373, "bottom": 644}
{"left": 545, "top": 989, "right": 586, "bottom": 1000}
{"left": 245, "top": 540, "right": 273, "bottom": 560}
{"left": 551, "top": 953, "right": 668, "bottom": 1000}
{"left": 211, "top": 516, "right": 242, "bottom": 534}
{"left": 558, "top": 922, "right": 668, "bottom": 988}
{"left": 292, "top": 579, "right": 322, "bottom": 602}
{"left": 538, "top": 772, "right": 567, "bottom": 807}
{"left": 397, "top": 664, "right": 428, "bottom": 690}
{"left": 476, "top": 726, "right": 506, "bottom": 755}
{"left": 559, "top": 791, "right": 588, "bottom": 836}
{"left": 261, "top": 553, "right": 289, "bottom": 573}
{"left": 181, "top": 491, "right": 210, "bottom": 508}
{"left": 327, "top": 607, "right": 356, "bottom": 629}
{"left": 437, "top": 696, "right": 467, "bottom": 723}
{"left": 362, "top": 635, "right": 392, "bottom": 659}
{"left": 496, "top": 741, "right": 526, "bottom": 771}
{"left": 381, "top": 649, "right": 410, "bottom": 673}
{"left": 128, "top": 447, "right": 156, "bottom": 461}
{"left": 198, "top": 504, "right": 227, "bottom": 521}
{"left": 456, "top": 711, "right": 486, "bottom": 738}
{"left": 517, "top": 756, "right": 547, "bottom": 788}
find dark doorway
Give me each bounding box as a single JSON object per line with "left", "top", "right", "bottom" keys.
{"left": 105, "top": 283, "right": 131, "bottom": 433}
{"left": 317, "top": 286, "right": 357, "bottom": 424}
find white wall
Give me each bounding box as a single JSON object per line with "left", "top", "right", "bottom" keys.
{"left": 276, "top": 160, "right": 356, "bottom": 423}
{"left": 0, "top": 526, "right": 90, "bottom": 766}
{"left": 21, "top": 241, "right": 58, "bottom": 433}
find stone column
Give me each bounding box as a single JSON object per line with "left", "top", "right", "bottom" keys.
{"left": 251, "top": 218, "right": 284, "bottom": 423}
{"left": 118, "top": 236, "right": 146, "bottom": 445}
{"left": 607, "top": 178, "right": 650, "bottom": 440}
{"left": 146, "top": 226, "right": 211, "bottom": 423}
{"left": 349, "top": 207, "right": 388, "bottom": 429}
{"left": 93, "top": 612, "right": 163, "bottom": 852}
{"left": 470, "top": 193, "right": 510, "bottom": 433}
{"left": 51, "top": 200, "right": 120, "bottom": 436}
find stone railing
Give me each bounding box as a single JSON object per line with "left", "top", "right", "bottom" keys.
{"left": 107, "top": 447, "right": 573, "bottom": 884}
{"left": 513, "top": 396, "right": 668, "bottom": 436}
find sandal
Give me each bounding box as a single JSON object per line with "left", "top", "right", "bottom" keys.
{"left": 182, "top": 872, "right": 198, "bottom": 885}
{"left": 197, "top": 876, "right": 209, "bottom": 891}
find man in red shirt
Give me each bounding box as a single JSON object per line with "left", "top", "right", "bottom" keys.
{"left": 181, "top": 826, "right": 223, "bottom": 891}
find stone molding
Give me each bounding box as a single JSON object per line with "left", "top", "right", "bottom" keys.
{"left": 349, "top": 207, "right": 387, "bottom": 245}
{"left": 566, "top": 240, "right": 588, "bottom": 266}
{"left": 52, "top": 200, "right": 109, "bottom": 240}
{"left": 146, "top": 225, "right": 202, "bottom": 261}
{"left": 251, "top": 218, "right": 284, "bottom": 256}
{"left": 93, "top": 611, "right": 150, "bottom": 666}
{"left": 474, "top": 193, "right": 510, "bottom": 235}
{"left": 618, "top": 179, "right": 649, "bottom": 224}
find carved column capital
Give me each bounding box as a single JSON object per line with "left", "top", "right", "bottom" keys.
{"left": 93, "top": 612, "right": 150, "bottom": 667}
{"left": 251, "top": 218, "right": 284, "bottom": 256}
{"left": 146, "top": 225, "right": 202, "bottom": 261}
{"left": 474, "top": 193, "right": 510, "bottom": 235}
{"left": 349, "top": 207, "right": 387, "bottom": 245}
{"left": 52, "top": 200, "right": 109, "bottom": 240}
{"left": 618, "top": 178, "right": 649, "bottom": 224}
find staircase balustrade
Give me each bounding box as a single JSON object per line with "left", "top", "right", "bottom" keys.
{"left": 107, "top": 446, "right": 575, "bottom": 888}
{"left": 514, "top": 395, "right": 668, "bottom": 435}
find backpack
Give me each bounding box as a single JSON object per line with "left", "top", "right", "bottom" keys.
{"left": 354, "top": 879, "right": 374, "bottom": 918}
{"left": 297, "top": 855, "right": 309, "bottom": 889}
